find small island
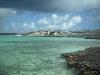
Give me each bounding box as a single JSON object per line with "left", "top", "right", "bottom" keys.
{"left": 62, "top": 47, "right": 100, "bottom": 75}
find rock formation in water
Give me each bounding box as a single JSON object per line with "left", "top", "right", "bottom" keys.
{"left": 62, "top": 47, "right": 100, "bottom": 75}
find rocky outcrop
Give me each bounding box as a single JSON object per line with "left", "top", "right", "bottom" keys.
{"left": 62, "top": 47, "right": 100, "bottom": 75}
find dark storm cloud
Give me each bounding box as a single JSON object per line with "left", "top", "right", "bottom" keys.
{"left": 0, "top": 0, "right": 54, "bottom": 12}
{"left": 0, "top": 0, "right": 100, "bottom": 12}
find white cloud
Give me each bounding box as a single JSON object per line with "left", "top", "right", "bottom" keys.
{"left": 36, "top": 14, "right": 82, "bottom": 31}
{"left": 9, "top": 14, "right": 82, "bottom": 33}
{"left": 11, "top": 22, "right": 36, "bottom": 33}
{"left": 71, "top": 16, "right": 82, "bottom": 23}
{"left": 37, "top": 17, "right": 49, "bottom": 25}
{"left": 0, "top": 8, "right": 17, "bottom": 18}
{"left": 51, "top": 14, "right": 58, "bottom": 19}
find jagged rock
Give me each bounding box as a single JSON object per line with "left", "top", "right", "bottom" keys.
{"left": 62, "top": 47, "right": 100, "bottom": 75}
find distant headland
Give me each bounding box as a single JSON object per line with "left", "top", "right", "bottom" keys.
{"left": 0, "top": 29, "right": 100, "bottom": 39}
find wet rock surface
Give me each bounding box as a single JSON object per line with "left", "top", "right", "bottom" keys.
{"left": 62, "top": 47, "right": 100, "bottom": 75}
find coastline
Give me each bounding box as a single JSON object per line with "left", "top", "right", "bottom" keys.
{"left": 61, "top": 47, "right": 100, "bottom": 75}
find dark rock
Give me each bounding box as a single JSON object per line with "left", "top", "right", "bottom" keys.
{"left": 62, "top": 47, "right": 100, "bottom": 75}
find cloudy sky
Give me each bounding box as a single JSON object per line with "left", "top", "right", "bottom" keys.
{"left": 0, "top": 0, "right": 100, "bottom": 33}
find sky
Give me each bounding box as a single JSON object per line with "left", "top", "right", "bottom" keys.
{"left": 0, "top": 0, "right": 100, "bottom": 33}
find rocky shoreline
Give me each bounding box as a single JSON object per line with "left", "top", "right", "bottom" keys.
{"left": 61, "top": 47, "right": 100, "bottom": 75}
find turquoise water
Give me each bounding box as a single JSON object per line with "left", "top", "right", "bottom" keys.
{"left": 0, "top": 36, "right": 100, "bottom": 75}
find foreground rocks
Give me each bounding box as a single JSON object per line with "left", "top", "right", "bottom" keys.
{"left": 62, "top": 47, "right": 100, "bottom": 75}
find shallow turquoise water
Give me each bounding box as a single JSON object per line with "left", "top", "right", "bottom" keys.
{"left": 0, "top": 36, "right": 100, "bottom": 75}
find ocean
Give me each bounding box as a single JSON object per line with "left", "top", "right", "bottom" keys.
{"left": 0, "top": 36, "right": 100, "bottom": 75}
